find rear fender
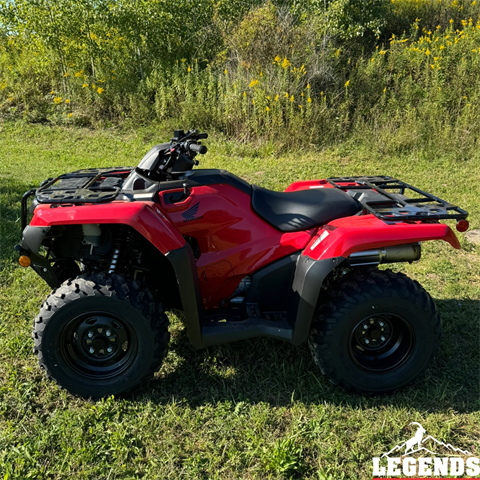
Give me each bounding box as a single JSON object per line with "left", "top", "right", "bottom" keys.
{"left": 290, "top": 215, "right": 461, "bottom": 345}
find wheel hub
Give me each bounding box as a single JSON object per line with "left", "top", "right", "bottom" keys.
{"left": 65, "top": 313, "right": 133, "bottom": 377}
{"left": 80, "top": 323, "right": 121, "bottom": 359}
{"left": 356, "top": 317, "right": 391, "bottom": 349}
{"left": 350, "top": 313, "right": 414, "bottom": 373}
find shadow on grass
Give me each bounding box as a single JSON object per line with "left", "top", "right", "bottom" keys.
{"left": 141, "top": 299, "right": 479, "bottom": 414}
{"left": 0, "top": 176, "right": 34, "bottom": 269}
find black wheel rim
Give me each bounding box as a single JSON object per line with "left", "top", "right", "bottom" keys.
{"left": 60, "top": 311, "right": 137, "bottom": 380}
{"left": 349, "top": 313, "right": 415, "bottom": 373}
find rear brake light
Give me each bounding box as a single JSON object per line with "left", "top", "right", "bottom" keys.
{"left": 456, "top": 219, "right": 469, "bottom": 232}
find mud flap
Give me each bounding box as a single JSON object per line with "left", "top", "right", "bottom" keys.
{"left": 291, "top": 255, "right": 345, "bottom": 345}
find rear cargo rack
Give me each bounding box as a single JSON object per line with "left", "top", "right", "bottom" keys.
{"left": 35, "top": 167, "right": 133, "bottom": 204}
{"left": 327, "top": 176, "right": 468, "bottom": 222}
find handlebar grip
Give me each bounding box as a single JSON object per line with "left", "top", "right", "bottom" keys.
{"left": 189, "top": 143, "right": 208, "bottom": 155}
{"left": 197, "top": 133, "right": 208, "bottom": 139}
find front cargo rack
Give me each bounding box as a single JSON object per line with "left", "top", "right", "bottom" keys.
{"left": 35, "top": 167, "right": 133, "bottom": 205}
{"left": 327, "top": 176, "right": 468, "bottom": 222}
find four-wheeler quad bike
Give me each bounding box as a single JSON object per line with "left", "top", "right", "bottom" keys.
{"left": 15, "top": 129, "right": 470, "bottom": 398}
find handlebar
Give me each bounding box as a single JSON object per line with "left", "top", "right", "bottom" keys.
{"left": 188, "top": 143, "right": 208, "bottom": 155}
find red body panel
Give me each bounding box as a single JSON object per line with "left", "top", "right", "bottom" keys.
{"left": 158, "top": 184, "right": 314, "bottom": 309}
{"left": 305, "top": 214, "right": 460, "bottom": 260}
{"left": 30, "top": 202, "right": 185, "bottom": 254}
{"left": 285, "top": 179, "right": 335, "bottom": 192}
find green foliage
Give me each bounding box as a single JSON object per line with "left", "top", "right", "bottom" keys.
{"left": 262, "top": 437, "right": 305, "bottom": 476}
{"left": 1, "top": 0, "right": 480, "bottom": 154}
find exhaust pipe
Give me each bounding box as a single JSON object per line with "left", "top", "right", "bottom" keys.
{"left": 347, "top": 243, "right": 421, "bottom": 266}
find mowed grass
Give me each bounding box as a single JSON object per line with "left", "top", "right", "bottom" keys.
{"left": 0, "top": 121, "right": 479, "bottom": 480}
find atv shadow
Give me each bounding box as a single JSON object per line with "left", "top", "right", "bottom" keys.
{"left": 0, "top": 176, "right": 34, "bottom": 269}
{"left": 142, "top": 299, "right": 480, "bottom": 413}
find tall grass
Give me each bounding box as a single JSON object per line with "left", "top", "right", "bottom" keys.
{"left": 1, "top": 0, "right": 480, "bottom": 154}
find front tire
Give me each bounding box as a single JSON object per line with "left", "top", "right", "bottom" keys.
{"left": 33, "top": 273, "right": 169, "bottom": 398}
{"left": 308, "top": 269, "right": 441, "bottom": 393}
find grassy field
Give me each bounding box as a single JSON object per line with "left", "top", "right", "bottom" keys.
{"left": 1, "top": 121, "right": 479, "bottom": 479}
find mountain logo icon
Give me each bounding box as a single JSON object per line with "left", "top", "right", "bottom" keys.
{"left": 381, "top": 422, "right": 471, "bottom": 458}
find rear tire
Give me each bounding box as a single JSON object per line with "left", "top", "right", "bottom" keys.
{"left": 308, "top": 269, "right": 441, "bottom": 393}
{"left": 33, "top": 273, "right": 169, "bottom": 398}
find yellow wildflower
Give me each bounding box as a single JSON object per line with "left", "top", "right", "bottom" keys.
{"left": 307, "top": 83, "right": 310, "bottom": 89}
{"left": 281, "top": 57, "right": 290, "bottom": 69}
{"left": 266, "top": 106, "right": 270, "bottom": 112}
{"left": 50, "top": 90, "right": 55, "bottom": 95}
{"left": 249, "top": 79, "right": 259, "bottom": 88}
{"left": 82, "top": 83, "right": 88, "bottom": 88}
{"left": 285, "top": 92, "right": 289, "bottom": 98}
{"left": 97, "top": 87, "right": 104, "bottom": 94}
{"left": 243, "top": 91, "right": 246, "bottom": 97}
{"left": 187, "top": 66, "right": 191, "bottom": 72}
{"left": 53, "top": 97, "right": 62, "bottom": 104}
{"left": 68, "top": 113, "right": 73, "bottom": 118}
{"left": 307, "top": 97, "right": 312, "bottom": 103}
{"left": 274, "top": 55, "right": 281, "bottom": 63}
{"left": 224, "top": 69, "right": 227, "bottom": 75}
{"left": 274, "top": 94, "right": 279, "bottom": 101}
{"left": 345, "top": 80, "right": 350, "bottom": 87}
{"left": 266, "top": 96, "right": 270, "bottom": 100}
{"left": 290, "top": 95, "right": 294, "bottom": 102}
{"left": 65, "top": 99, "right": 70, "bottom": 104}
{"left": 425, "top": 48, "right": 431, "bottom": 55}
{"left": 63, "top": 72, "right": 69, "bottom": 77}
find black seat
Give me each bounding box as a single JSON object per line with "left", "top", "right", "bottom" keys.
{"left": 251, "top": 185, "right": 361, "bottom": 232}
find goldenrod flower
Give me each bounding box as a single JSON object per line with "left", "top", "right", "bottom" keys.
{"left": 274, "top": 55, "right": 281, "bottom": 63}
{"left": 281, "top": 57, "right": 290, "bottom": 69}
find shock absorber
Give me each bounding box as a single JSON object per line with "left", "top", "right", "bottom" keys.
{"left": 108, "top": 226, "right": 128, "bottom": 274}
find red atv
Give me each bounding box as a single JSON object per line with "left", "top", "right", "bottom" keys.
{"left": 16, "top": 130, "right": 469, "bottom": 398}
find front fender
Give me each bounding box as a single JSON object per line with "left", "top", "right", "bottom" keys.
{"left": 29, "top": 201, "right": 186, "bottom": 254}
